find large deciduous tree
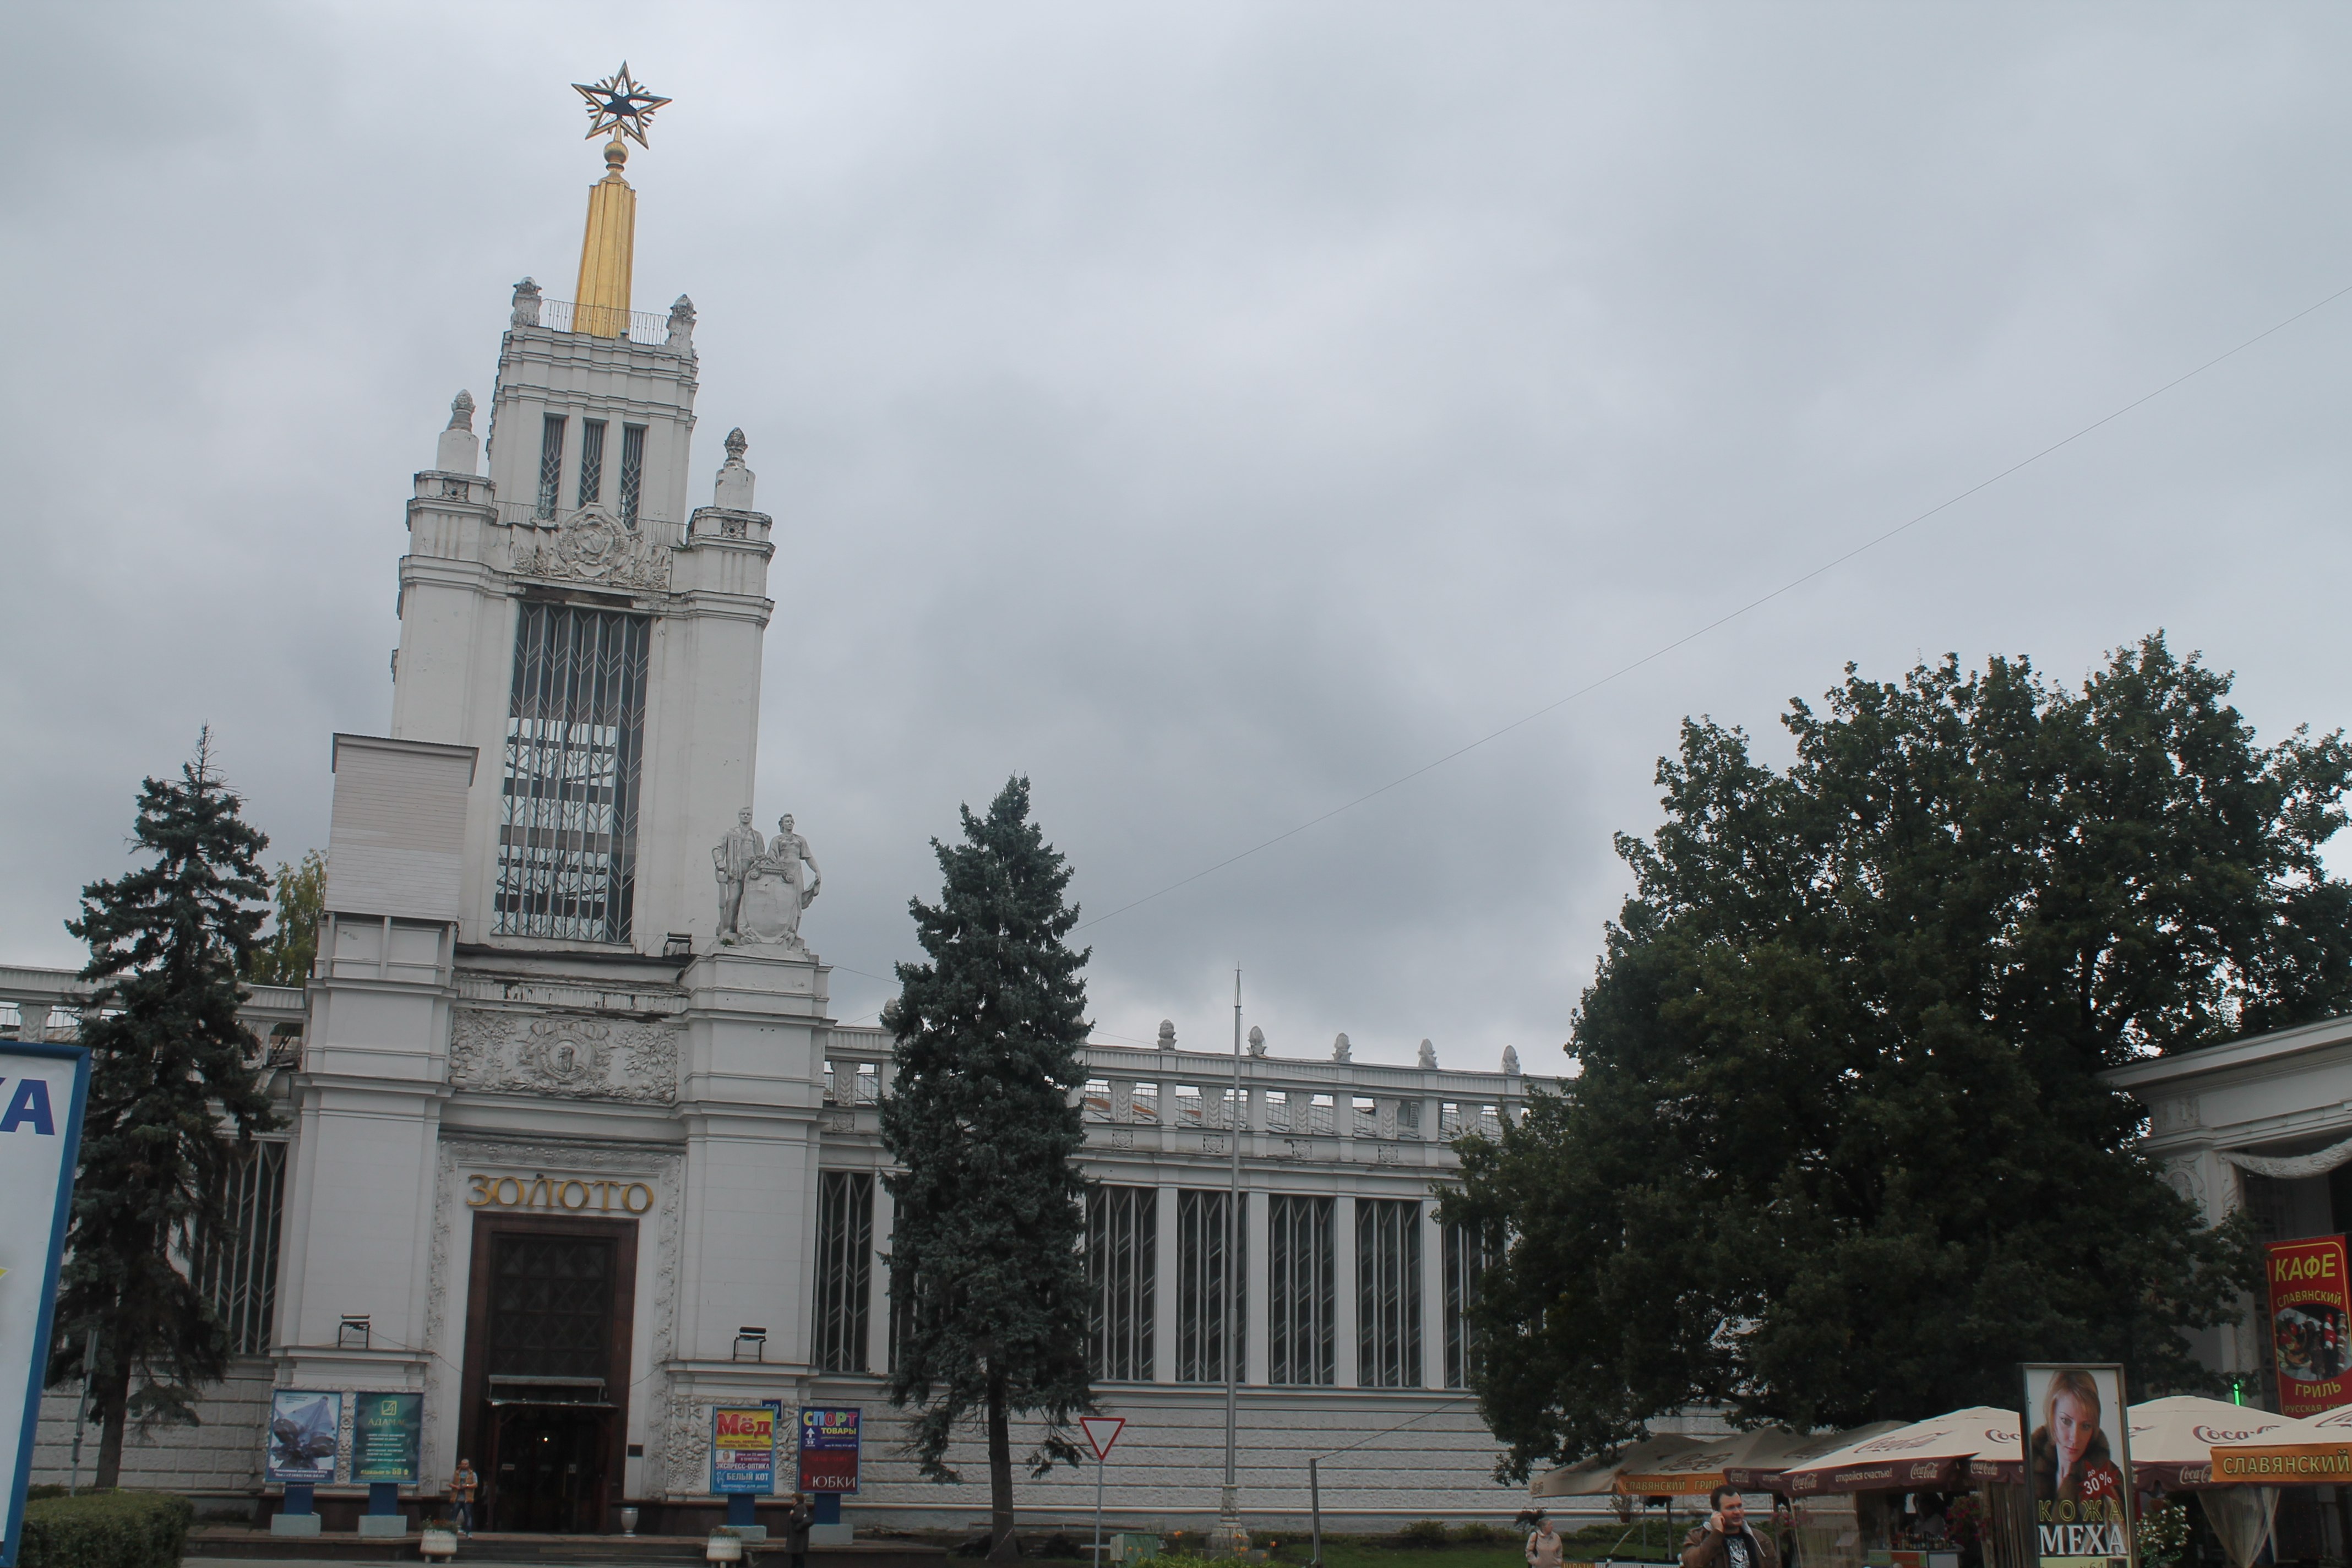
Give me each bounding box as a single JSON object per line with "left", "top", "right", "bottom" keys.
{"left": 52, "top": 732, "right": 283, "bottom": 1487}
{"left": 879, "top": 776, "right": 1095, "bottom": 1558}
{"left": 1444, "top": 636, "right": 2352, "bottom": 1479}
{"left": 245, "top": 848, "right": 326, "bottom": 988}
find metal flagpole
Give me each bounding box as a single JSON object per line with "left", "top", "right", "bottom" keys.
{"left": 1216, "top": 970, "right": 1244, "bottom": 1551}
{"left": 68, "top": 1325, "right": 97, "bottom": 1498}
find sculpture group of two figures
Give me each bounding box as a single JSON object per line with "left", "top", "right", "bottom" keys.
{"left": 712, "top": 809, "right": 821, "bottom": 952}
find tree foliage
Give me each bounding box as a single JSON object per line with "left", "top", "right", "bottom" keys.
{"left": 51, "top": 732, "right": 282, "bottom": 1488}
{"left": 1443, "top": 636, "right": 2352, "bottom": 1479}
{"left": 879, "top": 776, "right": 1095, "bottom": 1558}
{"left": 245, "top": 848, "right": 325, "bottom": 987}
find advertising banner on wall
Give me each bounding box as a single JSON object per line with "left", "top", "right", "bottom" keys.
{"left": 712, "top": 1402, "right": 781, "bottom": 1495}
{"left": 351, "top": 1392, "right": 424, "bottom": 1485}
{"left": 798, "top": 1406, "right": 862, "bottom": 1494}
{"left": 0, "top": 1042, "right": 90, "bottom": 1568}
{"left": 2021, "top": 1364, "right": 2136, "bottom": 1568}
{"left": 265, "top": 1391, "right": 345, "bottom": 1485}
{"left": 2266, "top": 1236, "right": 2352, "bottom": 1417}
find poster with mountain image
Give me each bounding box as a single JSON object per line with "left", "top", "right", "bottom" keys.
{"left": 2022, "top": 1364, "right": 2136, "bottom": 1568}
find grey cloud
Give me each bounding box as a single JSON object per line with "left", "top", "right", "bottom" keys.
{"left": 7, "top": 2, "right": 2351, "bottom": 1067}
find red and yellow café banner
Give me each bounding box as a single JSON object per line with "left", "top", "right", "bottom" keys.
{"left": 2267, "top": 1237, "right": 2352, "bottom": 1419}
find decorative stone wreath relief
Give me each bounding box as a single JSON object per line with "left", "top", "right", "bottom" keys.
{"left": 513, "top": 506, "right": 671, "bottom": 591}
{"left": 448, "top": 1008, "right": 677, "bottom": 1103}
{"left": 520, "top": 1018, "right": 607, "bottom": 1087}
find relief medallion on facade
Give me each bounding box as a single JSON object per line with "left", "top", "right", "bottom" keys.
{"left": 512, "top": 506, "right": 672, "bottom": 591}
{"left": 449, "top": 1008, "right": 678, "bottom": 1103}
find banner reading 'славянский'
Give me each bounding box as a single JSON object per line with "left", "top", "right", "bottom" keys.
{"left": 0, "top": 1044, "right": 91, "bottom": 1568}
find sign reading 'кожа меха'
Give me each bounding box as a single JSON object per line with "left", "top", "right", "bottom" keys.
{"left": 1, "top": 1045, "right": 90, "bottom": 1568}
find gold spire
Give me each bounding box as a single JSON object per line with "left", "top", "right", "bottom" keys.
{"left": 568, "top": 66, "right": 671, "bottom": 339}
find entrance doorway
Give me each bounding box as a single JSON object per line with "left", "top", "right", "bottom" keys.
{"left": 458, "top": 1213, "right": 638, "bottom": 1535}
{"left": 486, "top": 1400, "right": 611, "bottom": 1534}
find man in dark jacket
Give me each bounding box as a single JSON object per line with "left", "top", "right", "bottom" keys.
{"left": 782, "top": 1491, "right": 817, "bottom": 1568}
{"left": 1681, "top": 1487, "right": 1781, "bottom": 1568}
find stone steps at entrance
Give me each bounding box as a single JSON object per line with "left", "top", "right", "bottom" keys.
{"left": 186, "top": 1531, "right": 950, "bottom": 1567}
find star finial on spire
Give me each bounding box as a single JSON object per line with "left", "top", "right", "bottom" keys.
{"left": 573, "top": 63, "right": 672, "bottom": 148}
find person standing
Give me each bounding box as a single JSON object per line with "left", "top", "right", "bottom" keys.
{"left": 448, "top": 1457, "right": 478, "bottom": 1536}
{"left": 783, "top": 1490, "right": 817, "bottom": 1568}
{"left": 1520, "top": 1508, "right": 1565, "bottom": 1568}
{"left": 1681, "top": 1487, "right": 1780, "bottom": 1568}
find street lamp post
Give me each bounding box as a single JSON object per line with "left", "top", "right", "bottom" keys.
{"left": 1213, "top": 970, "right": 1246, "bottom": 1555}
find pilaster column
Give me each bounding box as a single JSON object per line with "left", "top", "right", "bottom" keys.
{"left": 1332, "top": 1194, "right": 1358, "bottom": 1387}
{"left": 868, "top": 1180, "right": 896, "bottom": 1375}
{"left": 1419, "top": 1200, "right": 1446, "bottom": 1390}
{"left": 1245, "top": 1189, "right": 1270, "bottom": 1386}
{"left": 1153, "top": 1182, "right": 1180, "bottom": 1384}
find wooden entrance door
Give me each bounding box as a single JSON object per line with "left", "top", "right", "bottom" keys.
{"left": 457, "top": 1213, "right": 637, "bottom": 1534}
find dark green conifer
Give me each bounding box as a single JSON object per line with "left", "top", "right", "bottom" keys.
{"left": 53, "top": 732, "right": 282, "bottom": 1487}
{"left": 879, "top": 777, "right": 1095, "bottom": 1559}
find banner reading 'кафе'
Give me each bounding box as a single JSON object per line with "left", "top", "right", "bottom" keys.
{"left": 2267, "top": 1236, "right": 2352, "bottom": 1418}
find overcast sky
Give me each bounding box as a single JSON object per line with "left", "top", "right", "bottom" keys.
{"left": 6, "top": 4, "right": 2350, "bottom": 1069}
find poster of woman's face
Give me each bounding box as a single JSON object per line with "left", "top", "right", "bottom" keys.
{"left": 2022, "top": 1364, "right": 2134, "bottom": 1568}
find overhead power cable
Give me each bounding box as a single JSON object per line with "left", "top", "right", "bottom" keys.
{"left": 1073, "top": 279, "right": 2352, "bottom": 933}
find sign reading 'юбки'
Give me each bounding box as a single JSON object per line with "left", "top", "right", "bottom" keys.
{"left": 799, "top": 1406, "right": 861, "bottom": 1494}
{"left": 465, "top": 1173, "right": 654, "bottom": 1213}
{"left": 1, "top": 1044, "right": 90, "bottom": 1568}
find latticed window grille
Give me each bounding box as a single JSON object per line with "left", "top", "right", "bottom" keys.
{"left": 1443, "top": 1218, "right": 1499, "bottom": 1389}
{"left": 536, "top": 413, "right": 567, "bottom": 519}
{"left": 618, "top": 424, "right": 646, "bottom": 529}
{"left": 1356, "top": 1197, "right": 1423, "bottom": 1388}
{"left": 493, "top": 604, "right": 651, "bottom": 943}
{"left": 578, "top": 418, "right": 607, "bottom": 505}
{"left": 813, "top": 1170, "right": 874, "bottom": 1372}
{"left": 1087, "top": 1185, "right": 1156, "bottom": 1380}
{"left": 1175, "top": 1189, "right": 1245, "bottom": 1383}
{"left": 199, "top": 1140, "right": 286, "bottom": 1357}
{"left": 1268, "top": 1193, "right": 1334, "bottom": 1385}
{"left": 488, "top": 1234, "right": 612, "bottom": 1381}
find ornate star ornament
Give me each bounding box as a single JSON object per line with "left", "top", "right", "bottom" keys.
{"left": 573, "top": 64, "right": 671, "bottom": 148}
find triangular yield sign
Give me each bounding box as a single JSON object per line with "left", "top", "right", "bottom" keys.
{"left": 1080, "top": 1415, "right": 1125, "bottom": 1460}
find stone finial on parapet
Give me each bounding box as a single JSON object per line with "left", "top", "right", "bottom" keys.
{"left": 1501, "top": 1044, "right": 1521, "bottom": 1076}
{"left": 1418, "top": 1038, "right": 1438, "bottom": 1069}
{"left": 1156, "top": 1019, "right": 1177, "bottom": 1051}
{"left": 667, "top": 294, "right": 697, "bottom": 352}
{"left": 1332, "top": 1032, "right": 1351, "bottom": 1063}
{"left": 437, "top": 390, "right": 480, "bottom": 474}
{"left": 1246, "top": 1026, "right": 1266, "bottom": 1058}
{"left": 714, "top": 428, "right": 755, "bottom": 510}
{"left": 511, "top": 277, "right": 543, "bottom": 328}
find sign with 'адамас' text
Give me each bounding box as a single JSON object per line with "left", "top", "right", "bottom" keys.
{"left": 0, "top": 1044, "right": 91, "bottom": 1568}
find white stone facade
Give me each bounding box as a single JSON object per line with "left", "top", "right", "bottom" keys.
{"left": 2, "top": 265, "right": 1536, "bottom": 1534}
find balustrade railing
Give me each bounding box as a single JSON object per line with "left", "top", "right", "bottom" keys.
{"left": 521, "top": 297, "right": 674, "bottom": 346}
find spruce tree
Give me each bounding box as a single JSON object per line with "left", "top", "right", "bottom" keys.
{"left": 879, "top": 777, "right": 1095, "bottom": 1558}
{"left": 53, "top": 732, "right": 282, "bottom": 1487}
